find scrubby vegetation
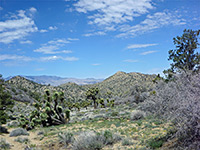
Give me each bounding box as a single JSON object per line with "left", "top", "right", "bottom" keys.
{"left": 0, "top": 29, "right": 199, "bottom": 149}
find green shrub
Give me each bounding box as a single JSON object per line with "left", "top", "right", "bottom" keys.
{"left": 147, "top": 138, "right": 164, "bottom": 149}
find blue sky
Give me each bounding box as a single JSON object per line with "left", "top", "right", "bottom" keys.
{"left": 0, "top": 0, "right": 199, "bottom": 79}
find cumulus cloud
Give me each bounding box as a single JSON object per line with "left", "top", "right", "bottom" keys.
{"left": 127, "top": 43, "right": 158, "bottom": 49}
{"left": 34, "top": 38, "right": 72, "bottom": 54}
{"left": 74, "top": 0, "right": 154, "bottom": 27}
{"left": 73, "top": 1, "right": 186, "bottom": 38}
{"left": 140, "top": 50, "right": 157, "bottom": 55}
{"left": 117, "top": 10, "right": 186, "bottom": 37}
{"left": 0, "top": 8, "right": 38, "bottom": 44}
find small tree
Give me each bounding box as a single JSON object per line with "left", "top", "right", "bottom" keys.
{"left": 164, "top": 29, "right": 200, "bottom": 76}
{"left": 85, "top": 87, "right": 99, "bottom": 109}
{"left": 0, "top": 75, "right": 14, "bottom": 124}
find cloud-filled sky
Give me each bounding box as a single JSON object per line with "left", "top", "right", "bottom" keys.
{"left": 0, "top": 0, "right": 199, "bottom": 78}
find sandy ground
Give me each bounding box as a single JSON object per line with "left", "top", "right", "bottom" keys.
{"left": 0, "top": 128, "right": 42, "bottom": 150}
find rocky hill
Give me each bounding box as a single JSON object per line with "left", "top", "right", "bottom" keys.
{"left": 92, "top": 71, "right": 156, "bottom": 97}
{"left": 5, "top": 71, "right": 156, "bottom": 103}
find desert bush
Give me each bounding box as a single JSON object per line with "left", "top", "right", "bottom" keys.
{"left": 9, "top": 128, "right": 29, "bottom": 137}
{"left": 139, "top": 71, "right": 200, "bottom": 149}
{"left": 58, "top": 131, "right": 74, "bottom": 147}
{"left": 72, "top": 130, "right": 121, "bottom": 150}
{"left": 101, "top": 130, "right": 121, "bottom": 145}
{"left": 122, "top": 138, "right": 134, "bottom": 146}
{"left": 0, "top": 138, "right": 10, "bottom": 149}
{"left": 14, "top": 137, "right": 29, "bottom": 143}
{"left": 130, "top": 110, "right": 145, "bottom": 120}
{"left": 72, "top": 131, "right": 104, "bottom": 150}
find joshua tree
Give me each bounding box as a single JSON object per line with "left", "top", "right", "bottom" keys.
{"left": 99, "top": 98, "right": 105, "bottom": 108}
{"left": 19, "top": 90, "right": 70, "bottom": 130}
{"left": 85, "top": 87, "right": 99, "bottom": 109}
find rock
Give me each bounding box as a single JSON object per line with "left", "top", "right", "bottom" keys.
{"left": 0, "top": 125, "right": 9, "bottom": 133}
{"left": 6, "top": 120, "right": 20, "bottom": 127}
{"left": 9, "top": 128, "right": 29, "bottom": 137}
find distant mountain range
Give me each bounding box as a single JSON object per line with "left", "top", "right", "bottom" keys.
{"left": 5, "top": 75, "right": 104, "bottom": 86}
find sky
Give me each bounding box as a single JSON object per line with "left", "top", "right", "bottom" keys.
{"left": 0, "top": 0, "right": 199, "bottom": 79}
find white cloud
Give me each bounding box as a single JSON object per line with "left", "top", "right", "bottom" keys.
{"left": 123, "top": 59, "right": 138, "bottom": 63}
{"left": 40, "top": 56, "right": 79, "bottom": 61}
{"left": 0, "top": 7, "right": 3, "bottom": 11}
{"left": 83, "top": 31, "right": 106, "bottom": 37}
{"left": 140, "top": 50, "right": 157, "bottom": 55}
{"left": 40, "top": 26, "right": 58, "bottom": 33}
{"left": 40, "top": 29, "right": 48, "bottom": 33}
{"left": 49, "top": 26, "right": 58, "bottom": 30}
{"left": 67, "top": 38, "right": 79, "bottom": 41}
{"left": 127, "top": 43, "right": 157, "bottom": 49}
{"left": 20, "top": 40, "right": 32, "bottom": 44}
{"left": 117, "top": 10, "right": 186, "bottom": 37}
{"left": 0, "top": 8, "right": 38, "bottom": 44}
{"left": 34, "top": 38, "right": 72, "bottom": 54}
{"left": 74, "top": 0, "right": 154, "bottom": 27}
{"left": 29, "top": 7, "right": 37, "bottom": 13}
{"left": 0, "top": 53, "right": 79, "bottom": 63}
{"left": 74, "top": 1, "right": 186, "bottom": 38}
{"left": 40, "top": 56, "right": 60, "bottom": 61}
{"left": 0, "top": 54, "right": 33, "bottom": 61}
